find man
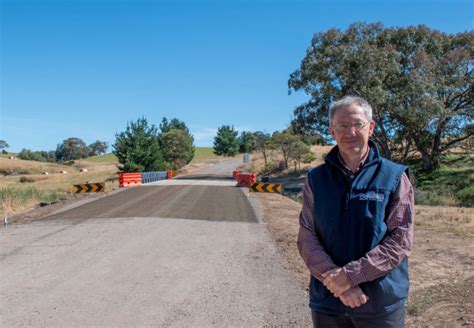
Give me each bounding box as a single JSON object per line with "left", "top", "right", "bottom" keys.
{"left": 297, "top": 95, "right": 414, "bottom": 327}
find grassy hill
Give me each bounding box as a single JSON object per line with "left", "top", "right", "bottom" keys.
{"left": 83, "top": 153, "right": 118, "bottom": 163}
{"left": 0, "top": 156, "right": 119, "bottom": 217}
{"left": 409, "top": 154, "right": 473, "bottom": 207}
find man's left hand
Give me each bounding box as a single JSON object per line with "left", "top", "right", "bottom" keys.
{"left": 321, "top": 268, "right": 352, "bottom": 297}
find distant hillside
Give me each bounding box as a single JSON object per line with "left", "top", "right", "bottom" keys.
{"left": 83, "top": 153, "right": 118, "bottom": 163}
{"left": 193, "top": 147, "right": 218, "bottom": 162}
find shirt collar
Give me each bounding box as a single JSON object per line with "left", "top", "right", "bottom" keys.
{"left": 337, "top": 146, "right": 371, "bottom": 175}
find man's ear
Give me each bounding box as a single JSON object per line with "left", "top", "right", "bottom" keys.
{"left": 368, "top": 120, "right": 375, "bottom": 137}
{"left": 329, "top": 126, "right": 336, "bottom": 140}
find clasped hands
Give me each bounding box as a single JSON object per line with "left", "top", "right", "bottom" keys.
{"left": 321, "top": 268, "right": 369, "bottom": 308}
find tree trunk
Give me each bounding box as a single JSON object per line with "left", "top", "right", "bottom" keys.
{"left": 421, "top": 153, "right": 440, "bottom": 172}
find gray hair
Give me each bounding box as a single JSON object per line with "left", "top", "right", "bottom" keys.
{"left": 329, "top": 95, "right": 373, "bottom": 125}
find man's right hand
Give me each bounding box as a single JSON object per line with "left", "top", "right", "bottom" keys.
{"left": 339, "top": 286, "right": 369, "bottom": 308}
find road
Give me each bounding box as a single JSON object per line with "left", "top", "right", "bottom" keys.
{"left": 0, "top": 159, "right": 311, "bottom": 327}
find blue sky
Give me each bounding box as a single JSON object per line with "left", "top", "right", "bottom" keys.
{"left": 1, "top": 0, "right": 472, "bottom": 152}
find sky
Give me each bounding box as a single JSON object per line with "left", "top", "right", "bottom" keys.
{"left": 1, "top": 0, "right": 472, "bottom": 152}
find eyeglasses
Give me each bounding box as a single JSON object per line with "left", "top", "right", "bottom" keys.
{"left": 331, "top": 121, "right": 369, "bottom": 132}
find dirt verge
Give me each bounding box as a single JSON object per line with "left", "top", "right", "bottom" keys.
{"left": 251, "top": 192, "right": 474, "bottom": 327}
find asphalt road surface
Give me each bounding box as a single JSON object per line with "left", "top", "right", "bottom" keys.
{"left": 1, "top": 159, "right": 311, "bottom": 327}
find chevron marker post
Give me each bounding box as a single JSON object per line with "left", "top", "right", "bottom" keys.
{"left": 249, "top": 183, "right": 282, "bottom": 193}
{"left": 73, "top": 182, "right": 105, "bottom": 194}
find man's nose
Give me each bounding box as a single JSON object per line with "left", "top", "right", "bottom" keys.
{"left": 347, "top": 126, "right": 358, "bottom": 135}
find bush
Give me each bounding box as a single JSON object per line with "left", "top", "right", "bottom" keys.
{"left": 259, "top": 163, "right": 276, "bottom": 176}
{"left": 40, "top": 192, "right": 59, "bottom": 204}
{"left": 456, "top": 186, "right": 474, "bottom": 207}
{"left": 414, "top": 188, "right": 458, "bottom": 207}
{"left": 19, "top": 176, "right": 35, "bottom": 183}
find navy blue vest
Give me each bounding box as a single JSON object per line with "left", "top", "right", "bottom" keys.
{"left": 308, "top": 142, "right": 409, "bottom": 317}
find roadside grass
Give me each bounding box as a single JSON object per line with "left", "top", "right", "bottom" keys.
{"left": 415, "top": 204, "right": 473, "bottom": 237}
{"left": 407, "top": 290, "right": 435, "bottom": 316}
{"left": 0, "top": 157, "right": 119, "bottom": 216}
{"left": 0, "top": 186, "right": 63, "bottom": 218}
{"left": 408, "top": 154, "right": 474, "bottom": 207}
{"left": 241, "top": 145, "right": 333, "bottom": 177}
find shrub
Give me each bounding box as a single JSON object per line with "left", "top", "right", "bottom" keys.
{"left": 259, "top": 163, "right": 276, "bottom": 176}
{"left": 414, "top": 188, "right": 457, "bottom": 206}
{"left": 456, "top": 186, "right": 474, "bottom": 207}
{"left": 19, "top": 176, "right": 35, "bottom": 183}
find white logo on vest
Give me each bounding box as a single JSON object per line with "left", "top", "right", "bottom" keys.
{"left": 351, "top": 191, "right": 385, "bottom": 202}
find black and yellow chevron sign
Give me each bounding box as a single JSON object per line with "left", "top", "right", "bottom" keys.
{"left": 250, "top": 183, "right": 282, "bottom": 193}
{"left": 73, "top": 182, "right": 105, "bottom": 193}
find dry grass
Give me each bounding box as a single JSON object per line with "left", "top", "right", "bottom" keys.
{"left": 0, "top": 157, "right": 119, "bottom": 217}
{"left": 242, "top": 145, "right": 334, "bottom": 176}
{"left": 414, "top": 205, "right": 474, "bottom": 236}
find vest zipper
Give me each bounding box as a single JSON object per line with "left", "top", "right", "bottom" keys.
{"left": 344, "top": 176, "right": 354, "bottom": 211}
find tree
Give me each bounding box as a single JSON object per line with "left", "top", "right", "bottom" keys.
{"left": 288, "top": 140, "right": 312, "bottom": 174}
{"left": 160, "top": 129, "right": 194, "bottom": 170}
{"left": 160, "top": 117, "right": 191, "bottom": 135}
{"left": 213, "top": 125, "right": 239, "bottom": 156}
{"left": 159, "top": 117, "right": 195, "bottom": 164}
{"left": 56, "top": 137, "right": 90, "bottom": 161}
{"left": 0, "top": 140, "right": 9, "bottom": 151}
{"left": 253, "top": 131, "right": 272, "bottom": 165}
{"left": 89, "top": 140, "right": 108, "bottom": 156}
{"left": 113, "top": 118, "right": 165, "bottom": 172}
{"left": 239, "top": 131, "right": 257, "bottom": 153}
{"left": 271, "top": 131, "right": 300, "bottom": 169}
{"left": 289, "top": 23, "right": 473, "bottom": 172}
{"left": 18, "top": 149, "right": 56, "bottom": 162}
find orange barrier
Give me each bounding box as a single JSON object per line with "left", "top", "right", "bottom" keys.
{"left": 232, "top": 170, "right": 241, "bottom": 180}
{"left": 236, "top": 173, "right": 257, "bottom": 187}
{"left": 119, "top": 173, "right": 142, "bottom": 187}
{"left": 166, "top": 170, "right": 173, "bottom": 180}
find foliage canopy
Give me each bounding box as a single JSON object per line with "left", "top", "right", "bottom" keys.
{"left": 289, "top": 23, "right": 473, "bottom": 171}
{"left": 56, "top": 137, "right": 90, "bottom": 161}
{"left": 113, "top": 118, "right": 165, "bottom": 172}
{"left": 213, "top": 125, "right": 240, "bottom": 157}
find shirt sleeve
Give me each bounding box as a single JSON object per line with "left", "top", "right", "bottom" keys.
{"left": 297, "top": 177, "right": 338, "bottom": 281}
{"left": 342, "top": 172, "right": 414, "bottom": 286}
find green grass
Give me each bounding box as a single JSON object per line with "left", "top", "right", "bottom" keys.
{"left": 407, "top": 291, "right": 435, "bottom": 316}
{"left": 192, "top": 147, "right": 218, "bottom": 161}
{"left": 83, "top": 153, "right": 118, "bottom": 163}
{"left": 0, "top": 187, "right": 66, "bottom": 212}
{"left": 408, "top": 154, "right": 474, "bottom": 207}
{"left": 0, "top": 186, "right": 43, "bottom": 205}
